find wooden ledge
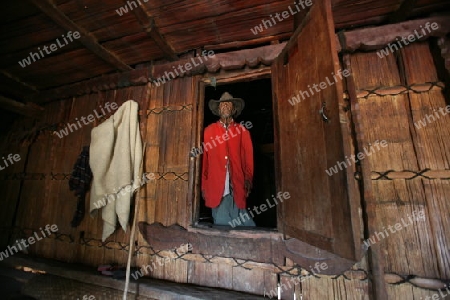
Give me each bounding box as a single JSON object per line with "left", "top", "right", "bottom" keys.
{"left": 139, "top": 222, "right": 360, "bottom": 275}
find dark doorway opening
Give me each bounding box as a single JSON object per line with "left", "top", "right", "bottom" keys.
{"left": 198, "top": 78, "right": 277, "bottom": 229}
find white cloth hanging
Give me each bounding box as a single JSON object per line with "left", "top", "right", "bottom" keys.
{"left": 89, "top": 100, "right": 143, "bottom": 241}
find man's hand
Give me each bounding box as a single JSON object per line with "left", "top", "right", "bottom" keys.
{"left": 244, "top": 180, "right": 252, "bottom": 197}
{"left": 201, "top": 190, "right": 205, "bottom": 200}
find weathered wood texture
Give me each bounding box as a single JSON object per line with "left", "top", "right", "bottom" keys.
{"left": 133, "top": 75, "right": 195, "bottom": 284}
{"left": 138, "top": 222, "right": 356, "bottom": 275}
{"left": 3, "top": 0, "right": 450, "bottom": 101}
{"left": 140, "top": 76, "right": 194, "bottom": 228}
{"left": 152, "top": 43, "right": 285, "bottom": 81}
{"left": 348, "top": 41, "right": 450, "bottom": 299}
{"left": 271, "top": 0, "right": 361, "bottom": 261}
{"left": 301, "top": 274, "right": 369, "bottom": 300}
{"left": 30, "top": 0, "right": 132, "bottom": 71}
{"left": 31, "top": 43, "right": 285, "bottom": 104}
{"left": 386, "top": 282, "right": 450, "bottom": 300}
{"left": 343, "top": 54, "right": 389, "bottom": 300}
{"left": 341, "top": 15, "right": 450, "bottom": 52}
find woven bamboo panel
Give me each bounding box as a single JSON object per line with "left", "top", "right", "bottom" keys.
{"left": 350, "top": 41, "right": 450, "bottom": 281}
{"left": 385, "top": 282, "right": 450, "bottom": 300}
{"left": 135, "top": 76, "right": 195, "bottom": 284}
{"left": 142, "top": 76, "right": 193, "bottom": 228}
{"left": 300, "top": 274, "right": 369, "bottom": 300}
{"left": 8, "top": 85, "right": 150, "bottom": 268}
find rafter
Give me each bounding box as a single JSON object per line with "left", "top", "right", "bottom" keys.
{"left": 0, "top": 95, "right": 43, "bottom": 117}
{"left": 0, "top": 70, "right": 39, "bottom": 92}
{"left": 203, "top": 34, "right": 291, "bottom": 51}
{"left": 123, "top": 2, "right": 178, "bottom": 61}
{"left": 30, "top": 0, "right": 132, "bottom": 71}
{"left": 146, "top": 19, "right": 178, "bottom": 61}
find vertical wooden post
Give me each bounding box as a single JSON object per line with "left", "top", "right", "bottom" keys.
{"left": 342, "top": 53, "right": 388, "bottom": 300}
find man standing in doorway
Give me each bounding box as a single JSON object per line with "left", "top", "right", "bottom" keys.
{"left": 201, "top": 92, "right": 255, "bottom": 226}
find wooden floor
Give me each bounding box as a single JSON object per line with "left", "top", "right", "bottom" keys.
{"left": 0, "top": 254, "right": 268, "bottom": 300}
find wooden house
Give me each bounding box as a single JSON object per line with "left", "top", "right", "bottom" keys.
{"left": 0, "top": 0, "right": 449, "bottom": 299}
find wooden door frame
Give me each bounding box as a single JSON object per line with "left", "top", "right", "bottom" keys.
{"left": 191, "top": 67, "right": 273, "bottom": 227}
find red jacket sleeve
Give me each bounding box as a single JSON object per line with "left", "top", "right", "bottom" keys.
{"left": 240, "top": 127, "right": 253, "bottom": 183}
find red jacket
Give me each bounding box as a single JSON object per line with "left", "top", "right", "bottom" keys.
{"left": 201, "top": 121, "right": 253, "bottom": 209}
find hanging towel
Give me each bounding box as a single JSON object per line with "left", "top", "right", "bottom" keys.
{"left": 69, "top": 146, "right": 92, "bottom": 227}
{"left": 89, "top": 100, "right": 143, "bottom": 241}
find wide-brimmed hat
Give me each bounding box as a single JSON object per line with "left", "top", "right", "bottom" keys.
{"left": 208, "top": 92, "right": 245, "bottom": 117}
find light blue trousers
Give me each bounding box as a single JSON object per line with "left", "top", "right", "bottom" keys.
{"left": 211, "top": 193, "right": 256, "bottom": 227}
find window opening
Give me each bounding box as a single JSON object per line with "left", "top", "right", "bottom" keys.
{"left": 198, "top": 78, "right": 277, "bottom": 229}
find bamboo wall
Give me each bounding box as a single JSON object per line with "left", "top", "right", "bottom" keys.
{"left": 0, "top": 39, "right": 448, "bottom": 300}
{"left": 349, "top": 40, "right": 450, "bottom": 299}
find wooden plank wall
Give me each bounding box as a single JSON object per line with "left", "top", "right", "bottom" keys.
{"left": 135, "top": 75, "right": 195, "bottom": 283}
{"left": 7, "top": 85, "right": 148, "bottom": 265}
{"left": 0, "top": 117, "right": 32, "bottom": 248}
{"left": 349, "top": 41, "right": 450, "bottom": 299}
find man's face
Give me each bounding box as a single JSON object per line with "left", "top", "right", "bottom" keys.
{"left": 218, "top": 101, "right": 234, "bottom": 118}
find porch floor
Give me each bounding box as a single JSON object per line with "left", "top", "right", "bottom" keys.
{"left": 0, "top": 254, "right": 267, "bottom": 300}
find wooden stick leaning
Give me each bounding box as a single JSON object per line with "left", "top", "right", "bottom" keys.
{"left": 123, "top": 142, "right": 147, "bottom": 300}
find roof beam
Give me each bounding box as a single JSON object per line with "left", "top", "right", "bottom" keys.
{"left": 146, "top": 19, "right": 178, "bottom": 61}
{"left": 123, "top": 2, "right": 177, "bottom": 61}
{"left": 30, "top": 43, "right": 285, "bottom": 103}
{"left": 0, "top": 70, "right": 39, "bottom": 92}
{"left": 0, "top": 95, "right": 44, "bottom": 117}
{"left": 203, "top": 34, "right": 291, "bottom": 51}
{"left": 30, "top": 0, "right": 132, "bottom": 71}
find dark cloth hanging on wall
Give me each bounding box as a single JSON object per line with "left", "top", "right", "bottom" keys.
{"left": 69, "top": 146, "right": 93, "bottom": 227}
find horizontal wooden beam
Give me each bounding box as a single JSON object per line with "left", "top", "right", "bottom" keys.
{"left": 29, "top": 43, "right": 285, "bottom": 103}
{"left": 203, "top": 34, "right": 291, "bottom": 51}
{"left": 151, "top": 42, "right": 285, "bottom": 80}
{"left": 0, "top": 70, "right": 39, "bottom": 92}
{"left": 339, "top": 14, "right": 450, "bottom": 52}
{"left": 0, "top": 95, "right": 43, "bottom": 117}
{"left": 30, "top": 0, "right": 132, "bottom": 71}
{"left": 29, "top": 68, "right": 150, "bottom": 103}
{"left": 139, "top": 222, "right": 356, "bottom": 275}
